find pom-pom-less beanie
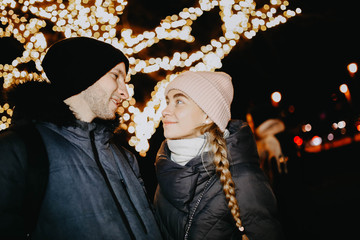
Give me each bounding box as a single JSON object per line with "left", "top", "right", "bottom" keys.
{"left": 42, "top": 37, "right": 129, "bottom": 101}
{"left": 165, "top": 71, "right": 234, "bottom": 132}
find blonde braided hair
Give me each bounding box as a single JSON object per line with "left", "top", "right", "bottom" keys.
{"left": 201, "top": 123, "right": 249, "bottom": 240}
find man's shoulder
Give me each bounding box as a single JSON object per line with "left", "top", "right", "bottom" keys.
{"left": 0, "top": 127, "right": 25, "bottom": 148}
{"left": 0, "top": 123, "right": 48, "bottom": 163}
{"left": 0, "top": 127, "right": 28, "bottom": 171}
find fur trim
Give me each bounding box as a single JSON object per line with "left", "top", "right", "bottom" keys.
{"left": 5, "top": 81, "right": 77, "bottom": 126}
{"left": 5, "top": 81, "right": 121, "bottom": 131}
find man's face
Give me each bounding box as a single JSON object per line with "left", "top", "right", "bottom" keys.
{"left": 82, "top": 62, "right": 129, "bottom": 120}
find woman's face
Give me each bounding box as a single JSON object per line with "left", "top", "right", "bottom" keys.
{"left": 162, "top": 89, "right": 208, "bottom": 139}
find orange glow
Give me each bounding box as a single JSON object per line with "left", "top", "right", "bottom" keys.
{"left": 339, "top": 84, "right": 351, "bottom": 102}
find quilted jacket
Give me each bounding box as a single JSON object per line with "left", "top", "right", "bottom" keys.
{"left": 0, "top": 82, "right": 162, "bottom": 239}
{"left": 154, "top": 120, "right": 283, "bottom": 240}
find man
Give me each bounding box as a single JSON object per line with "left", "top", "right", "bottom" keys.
{"left": 0, "top": 37, "right": 162, "bottom": 239}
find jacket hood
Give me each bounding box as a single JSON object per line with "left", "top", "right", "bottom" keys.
{"left": 4, "top": 81, "right": 76, "bottom": 126}
{"left": 4, "top": 81, "right": 120, "bottom": 130}
{"left": 226, "top": 119, "right": 260, "bottom": 165}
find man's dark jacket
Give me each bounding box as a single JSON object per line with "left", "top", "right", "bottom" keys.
{"left": 0, "top": 82, "right": 162, "bottom": 239}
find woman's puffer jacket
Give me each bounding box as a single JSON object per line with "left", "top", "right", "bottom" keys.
{"left": 154, "top": 120, "right": 284, "bottom": 240}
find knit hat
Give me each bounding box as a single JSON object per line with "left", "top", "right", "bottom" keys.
{"left": 42, "top": 37, "right": 129, "bottom": 100}
{"left": 165, "top": 71, "right": 233, "bottom": 132}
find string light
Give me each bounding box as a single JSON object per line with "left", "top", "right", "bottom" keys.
{"left": 0, "top": 0, "right": 300, "bottom": 156}
{"left": 0, "top": 103, "right": 12, "bottom": 130}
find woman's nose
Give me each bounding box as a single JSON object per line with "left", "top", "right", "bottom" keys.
{"left": 162, "top": 105, "right": 171, "bottom": 117}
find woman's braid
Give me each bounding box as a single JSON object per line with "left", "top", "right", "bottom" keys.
{"left": 202, "top": 124, "right": 248, "bottom": 240}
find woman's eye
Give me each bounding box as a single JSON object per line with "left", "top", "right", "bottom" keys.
{"left": 176, "top": 100, "right": 183, "bottom": 104}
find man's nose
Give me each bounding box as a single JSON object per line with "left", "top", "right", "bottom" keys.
{"left": 118, "top": 84, "right": 129, "bottom": 100}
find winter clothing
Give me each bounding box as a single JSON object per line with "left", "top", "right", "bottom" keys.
{"left": 0, "top": 47, "right": 161, "bottom": 239}
{"left": 167, "top": 134, "right": 211, "bottom": 166}
{"left": 0, "top": 120, "right": 161, "bottom": 239}
{"left": 154, "top": 120, "right": 283, "bottom": 240}
{"left": 165, "top": 71, "right": 233, "bottom": 132}
{"left": 42, "top": 37, "right": 129, "bottom": 101}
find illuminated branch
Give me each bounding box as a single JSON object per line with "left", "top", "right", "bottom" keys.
{"left": 0, "top": 0, "right": 301, "bottom": 156}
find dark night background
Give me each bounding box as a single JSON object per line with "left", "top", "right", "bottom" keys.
{"left": 1, "top": 0, "right": 360, "bottom": 239}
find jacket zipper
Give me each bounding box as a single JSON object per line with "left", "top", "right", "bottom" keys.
{"left": 90, "top": 131, "right": 136, "bottom": 240}
{"left": 120, "top": 179, "right": 148, "bottom": 233}
{"left": 184, "top": 174, "right": 216, "bottom": 240}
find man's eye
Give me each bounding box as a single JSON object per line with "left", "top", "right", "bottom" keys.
{"left": 110, "top": 72, "right": 119, "bottom": 79}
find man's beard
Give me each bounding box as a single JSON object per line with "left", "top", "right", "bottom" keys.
{"left": 83, "top": 84, "right": 116, "bottom": 120}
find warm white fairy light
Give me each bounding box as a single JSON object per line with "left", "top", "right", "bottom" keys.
{"left": 0, "top": 103, "right": 12, "bottom": 130}
{"left": 0, "top": 0, "right": 300, "bottom": 156}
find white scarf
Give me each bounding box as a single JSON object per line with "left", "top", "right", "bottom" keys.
{"left": 167, "top": 130, "right": 230, "bottom": 166}
{"left": 167, "top": 134, "right": 210, "bottom": 166}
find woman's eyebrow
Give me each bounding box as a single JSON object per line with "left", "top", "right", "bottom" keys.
{"left": 165, "top": 92, "right": 188, "bottom": 101}
{"left": 172, "top": 93, "right": 188, "bottom": 99}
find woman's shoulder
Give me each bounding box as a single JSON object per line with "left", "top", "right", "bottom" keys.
{"left": 226, "top": 120, "right": 260, "bottom": 165}
{"left": 227, "top": 119, "right": 252, "bottom": 136}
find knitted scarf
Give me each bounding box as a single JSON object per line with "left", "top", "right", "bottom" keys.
{"left": 167, "top": 130, "right": 230, "bottom": 166}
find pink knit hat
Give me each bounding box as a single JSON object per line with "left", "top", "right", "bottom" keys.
{"left": 165, "top": 71, "right": 234, "bottom": 132}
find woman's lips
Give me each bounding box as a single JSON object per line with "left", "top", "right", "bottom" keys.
{"left": 162, "top": 121, "right": 177, "bottom": 126}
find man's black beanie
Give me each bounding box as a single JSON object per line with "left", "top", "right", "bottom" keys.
{"left": 42, "top": 37, "right": 129, "bottom": 101}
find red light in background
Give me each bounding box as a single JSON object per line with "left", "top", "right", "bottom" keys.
{"left": 294, "top": 136, "right": 303, "bottom": 146}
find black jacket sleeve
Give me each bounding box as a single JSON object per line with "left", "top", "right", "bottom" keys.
{"left": 0, "top": 129, "right": 28, "bottom": 238}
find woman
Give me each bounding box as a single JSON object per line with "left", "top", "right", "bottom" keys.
{"left": 154, "top": 71, "right": 283, "bottom": 240}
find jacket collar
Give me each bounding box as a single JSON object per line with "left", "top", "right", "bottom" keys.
{"left": 40, "top": 119, "right": 115, "bottom": 147}
{"left": 156, "top": 119, "right": 259, "bottom": 169}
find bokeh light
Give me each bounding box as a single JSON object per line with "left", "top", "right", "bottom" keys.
{"left": 0, "top": 0, "right": 300, "bottom": 156}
